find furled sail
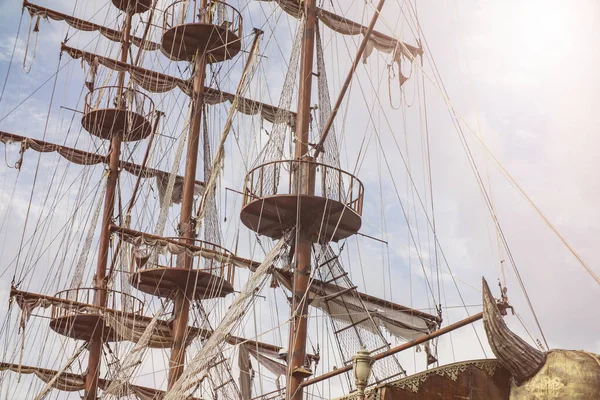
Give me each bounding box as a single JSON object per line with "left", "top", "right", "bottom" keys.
{"left": 10, "top": 287, "right": 301, "bottom": 357}
{"left": 11, "top": 287, "right": 193, "bottom": 348}
{"left": 103, "top": 310, "right": 199, "bottom": 349}
{"left": 24, "top": 1, "right": 160, "bottom": 50}
{"left": 114, "top": 225, "right": 259, "bottom": 270}
{"left": 238, "top": 345, "right": 253, "bottom": 400}
{"left": 61, "top": 45, "right": 297, "bottom": 127}
{"left": 245, "top": 344, "right": 287, "bottom": 377}
{"left": 0, "top": 362, "right": 204, "bottom": 399}
{"left": 0, "top": 363, "right": 85, "bottom": 392}
{"left": 0, "top": 131, "right": 202, "bottom": 205}
{"left": 273, "top": 270, "right": 438, "bottom": 341}
{"left": 62, "top": 44, "right": 193, "bottom": 94}
{"left": 257, "top": 0, "right": 422, "bottom": 64}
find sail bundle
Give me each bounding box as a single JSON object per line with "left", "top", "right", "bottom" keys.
{"left": 11, "top": 287, "right": 295, "bottom": 359}
{"left": 114, "top": 226, "right": 257, "bottom": 270}
{"left": 0, "top": 131, "right": 201, "bottom": 205}
{"left": 273, "top": 270, "right": 436, "bottom": 341}
{"left": 0, "top": 363, "right": 204, "bottom": 399}
{"left": 10, "top": 289, "right": 194, "bottom": 348}
{"left": 0, "top": 363, "right": 86, "bottom": 392}
{"left": 62, "top": 45, "right": 297, "bottom": 127}
{"left": 258, "top": 0, "right": 422, "bottom": 65}
{"left": 24, "top": 1, "right": 160, "bottom": 51}
{"left": 62, "top": 44, "right": 194, "bottom": 95}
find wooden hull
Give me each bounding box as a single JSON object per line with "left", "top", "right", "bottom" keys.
{"left": 341, "top": 360, "right": 511, "bottom": 399}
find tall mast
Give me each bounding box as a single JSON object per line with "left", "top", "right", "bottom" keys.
{"left": 168, "top": 6, "right": 208, "bottom": 388}
{"left": 159, "top": 0, "right": 244, "bottom": 389}
{"left": 287, "top": 0, "right": 317, "bottom": 399}
{"left": 84, "top": 5, "right": 133, "bottom": 400}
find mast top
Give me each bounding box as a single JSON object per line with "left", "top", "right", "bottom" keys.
{"left": 161, "top": 0, "right": 243, "bottom": 62}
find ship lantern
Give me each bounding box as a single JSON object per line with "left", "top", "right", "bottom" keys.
{"left": 352, "top": 346, "right": 374, "bottom": 396}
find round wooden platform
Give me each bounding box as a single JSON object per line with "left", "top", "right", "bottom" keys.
{"left": 161, "top": 24, "right": 241, "bottom": 62}
{"left": 111, "top": 0, "right": 151, "bottom": 14}
{"left": 130, "top": 267, "right": 235, "bottom": 299}
{"left": 240, "top": 194, "right": 362, "bottom": 242}
{"left": 49, "top": 314, "right": 118, "bottom": 342}
{"left": 81, "top": 109, "right": 153, "bottom": 142}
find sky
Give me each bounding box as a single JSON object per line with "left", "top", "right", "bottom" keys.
{"left": 0, "top": 0, "right": 598, "bottom": 398}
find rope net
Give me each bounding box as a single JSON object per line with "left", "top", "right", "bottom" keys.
{"left": 250, "top": 17, "right": 304, "bottom": 196}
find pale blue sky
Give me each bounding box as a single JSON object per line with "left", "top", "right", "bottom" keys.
{"left": 0, "top": 0, "right": 598, "bottom": 398}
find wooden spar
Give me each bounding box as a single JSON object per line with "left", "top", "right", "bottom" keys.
{"left": 10, "top": 287, "right": 317, "bottom": 358}
{"left": 61, "top": 44, "right": 298, "bottom": 124}
{"left": 301, "top": 311, "right": 487, "bottom": 388}
{"left": 0, "top": 361, "right": 203, "bottom": 399}
{"left": 22, "top": 1, "right": 160, "bottom": 50}
{"left": 261, "top": 0, "right": 421, "bottom": 60}
{"left": 287, "top": 0, "right": 317, "bottom": 399}
{"left": 84, "top": 5, "right": 132, "bottom": 399}
{"left": 109, "top": 224, "right": 256, "bottom": 268}
{"left": 0, "top": 130, "right": 203, "bottom": 187}
{"left": 168, "top": 0, "right": 209, "bottom": 388}
{"left": 109, "top": 225, "right": 441, "bottom": 325}
{"left": 275, "top": 268, "right": 441, "bottom": 323}
{"left": 313, "top": 0, "right": 386, "bottom": 159}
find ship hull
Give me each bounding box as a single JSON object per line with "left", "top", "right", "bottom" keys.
{"left": 340, "top": 360, "right": 511, "bottom": 399}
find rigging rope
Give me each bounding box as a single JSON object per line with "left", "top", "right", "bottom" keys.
{"left": 164, "top": 237, "right": 288, "bottom": 400}
{"left": 154, "top": 110, "right": 191, "bottom": 237}
{"left": 101, "top": 304, "right": 166, "bottom": 398}
{"left": 252, "top": 16, "right": 304, "bottom": 194}
{"left": 196, "top": 31, "right": 262, "bottom": 241}
{"left": 68, "top": 178, "right": 107, "bottom": 294}
{"left": 202, "top": 108, "right": 222, "bottom": 246}
{"left": 33, "top": 342, "right": 87, "bottom": 400}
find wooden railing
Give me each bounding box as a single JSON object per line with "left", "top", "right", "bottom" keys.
{"left": 242, "top": 160, "right": 364, "bottom": 216}
{"left": 51, "top": 288, "right": 144, "bottom": 319}
{"left": 163, "top": 0, "right": 243, "bottom": 38}
{"left": 132, "top": 238, "right": 235, "bottom": 283}
{"left": 84, "top": 85, "right": 155, "bottom": 117}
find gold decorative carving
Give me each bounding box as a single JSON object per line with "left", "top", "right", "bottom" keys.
{"left": 388, "top": 359, "right": 500, "bottom": 393}
{"left": 336, "top": 359, "right": 502, "bottom": 399}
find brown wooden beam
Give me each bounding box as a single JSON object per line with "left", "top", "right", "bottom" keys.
{"left": 168, "top": 23, "right": 208, "bottom": 385}
{"left": 300, "top": 311, "right": 488, "bottom": 388}
{"left": 84, "top": 5, "right": 133, "bottom": 399}
{"left": 287, "top": 0, "right": 318, "bottom": 397}
{"left": 23, "top": 1, "right": 160, "bottom": 50}
{"left": 275, "top": 269, "right": 440, "bottom": 323}
{"left": 0, "top": 361, "right": 203, "bottom": 399}
{"left": 10, "top": 287, "right": 316, "bottom": 360}
{"left": 0, "top": 130, "right": 204, "bottom": 188}
{"left": 109, "top": 224, "right": 260, "bottom": 270}
{"left": 60, "top": 44, "right": 298, "bottom": 123}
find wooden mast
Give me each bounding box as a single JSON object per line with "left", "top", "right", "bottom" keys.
{"left": 84, "top": 4, "right": 133, "bottom": 400}
{"left": 168, "top": 0, "right": 209, "bottom": 388}
{"left": 287, "top": 0, "right": 317, "bottom": 399}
